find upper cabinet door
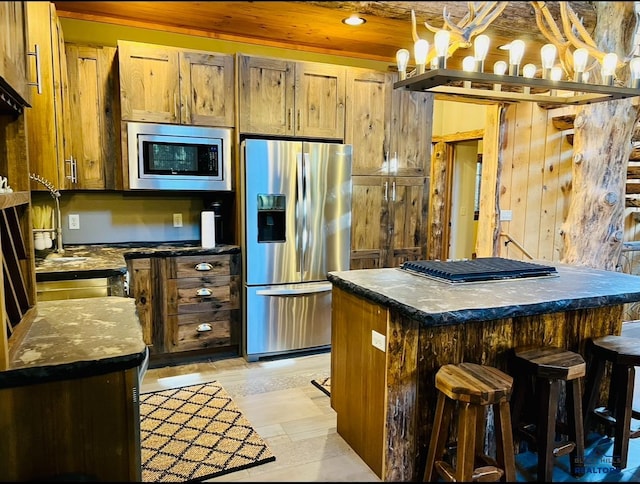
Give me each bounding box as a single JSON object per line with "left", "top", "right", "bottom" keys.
{"left": 180, "top": 51, "right": 234, "bottom": 127}
{"left": 0, "top": 1, "right": 30, "bottom": 105}
{"left": 295, "top": 61, "right": 345, "bottom": 139}
{"left": 238, "top": 54, "right": 295, "bottom": 136}
{"left": 118, "top": 40, "right": 180, "bottom": 123}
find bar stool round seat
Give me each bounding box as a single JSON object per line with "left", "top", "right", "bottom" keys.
{"left": 582, "top": 335, "right": 640, "bottom": 470}
{"left": 509, "top": 346, "right": 586, "bottom": 482}
{"left": 424, "top": 362, "right": 516, "bottom": 483}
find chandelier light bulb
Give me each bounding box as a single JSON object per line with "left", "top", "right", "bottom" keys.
{"left": 540, "top": 43, "right": 557, "bottom": 79}
{"left": 474, "top": 34, "right": 490, "bottom": 72}
{"left": 573, "top": 48, "right": 589, "bottom": 82}
{"left": 522, "top": 63, "right": 536, "bottom": 94}
{"left": 550, "top": 66, "right": 563, "bottom": 81}
{"left": 493, "top": 60, "right": 507, "bottom": 91}
{"left": 434, "top": 30, "right": 450, "bottom": 68}
{"left": 508, "top": 40, "right": 525, "bottom": 75}
{"left": 493, "top": 60, "right": 507, "bottom": 75}
{"left": 630, "top": 57, "right": 640, "bottom": 88}
{"left": 396, "top": 48, "right": 410, "bottom": 80}
{"left": 414, "top": 39, "right": 429, "bottom": 75}
{"left": 601, "top": 52, "right": 618, "bottom": 85}
{"left": 462, "top": 56, "right": 475, "bottom": 88}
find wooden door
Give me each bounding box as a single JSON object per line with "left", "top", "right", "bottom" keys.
{"left": 238, "top": 54, "right": 295, "bottom": 136}
{"left": 350, "top": 175, "right": 389, "bottom": 269}
{"left": 127, "top": 258, "right": 152, "bottom": 346}
{"left": 25, "top": 1, "right": 67, "bottom": 191}
{"left": 117, "top": 40, "right": 180, "bottom": 123}
{"left": 180, "top": 50, "right": 234, "bottom": 127}
{"left": 65, "top": 43, "right": 121, "bottom": 189}
{"left": 296, "top": 61, "right": 346, "bottom": 139}
{"left": 344, "top": 67, "right": 391, "bottom": 176}
{"left": 0, "top": 1, "right": 30, "bottom": 104}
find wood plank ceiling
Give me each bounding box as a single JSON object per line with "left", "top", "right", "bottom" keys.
{"left": 53, "top": 1, "right": 596, "bottom": 71}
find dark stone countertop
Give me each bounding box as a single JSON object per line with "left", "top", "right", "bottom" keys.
{"left": 35, "top": 242, "right": 241, "bottom": 281}
{"left": 1, "top": 297, "right": 147, "bottom": 389}
{"left": 328, "top": 262, "right": 640, "bottom": 327}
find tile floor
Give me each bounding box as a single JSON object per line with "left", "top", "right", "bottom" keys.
{"left": 140, "top": 321, "right": 640, "bottom": 482}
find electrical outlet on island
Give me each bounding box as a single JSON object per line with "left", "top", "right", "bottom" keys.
{"left": 173, "top": 213, "right": 183, "bottom": 228}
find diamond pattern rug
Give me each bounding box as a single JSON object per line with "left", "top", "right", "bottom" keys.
{"left": 140, "top": 382, "right": 275, "bottom": 482}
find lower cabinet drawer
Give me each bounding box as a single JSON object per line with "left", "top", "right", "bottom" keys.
{"left": 36, "top": 278, "right": 111, "bottom": 301}
{"left": 169, "top": 312, "right": 233, "bottom": 352}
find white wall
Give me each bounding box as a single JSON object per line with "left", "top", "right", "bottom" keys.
{"left": 433, "top": 100, "right": 487, "bottom": 136}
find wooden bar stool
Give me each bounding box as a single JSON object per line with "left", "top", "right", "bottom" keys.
{"left": 582, "top": 335, "right": 640, "bottom": 470}
{"left": 509, "top": 346, "right": 586, "bottom": 482}
{"left": 423, "top": 362, "right": 516, "bottom": 482}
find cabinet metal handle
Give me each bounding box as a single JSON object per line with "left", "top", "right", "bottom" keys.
{"left": 27, "top": 44, "right": 42, "bottom": 94}
{"left": 196, "top": 287, "right": 212, "bottom": 297}
{"left": 195, "top": 262, "right": 213, "bottom": 271}
{"left": 384, "top": 181, "right": 388, "bottom": 202}
{"left": 287, "top": 108, "right": 292, "bottom": 130}
{"left": 197, "top": 323, "right": 212, "bottom": 332}
{"left": 297, "top": 109, "right": 301, "bottom": 131}
{"left": 392, "top": 181, "right": 396, "bottom": 201}
{"left": 65, "top": 156, "right": 78, "bottom": 183}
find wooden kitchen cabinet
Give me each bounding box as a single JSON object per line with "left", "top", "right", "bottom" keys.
{"left": 127, "top": 251, "right": 241, "bottom": 365}
{"left": 0, "top": 1, "right": 31, "bottom": 106}
{"left": 25, "top": 1, "right": 69, "bottom": 192}
{"left": 347, "top": 69, "right": 432, "bottom": 269}
{"left": 64, "top": 43, "right": 122, "bottom": 189}
{"left": 238, "top": 54, "right": 346, "bottom": 138}
{"left": 117, "top": 40, "right": 234, "bottom": 127}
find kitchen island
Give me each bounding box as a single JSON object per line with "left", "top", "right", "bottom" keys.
{"left": 328, "top": 262, "right": 640, "bottom": 481}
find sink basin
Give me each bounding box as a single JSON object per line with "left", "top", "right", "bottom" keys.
{"left": 44, "top": 256, "right": 88, "bottom": 263}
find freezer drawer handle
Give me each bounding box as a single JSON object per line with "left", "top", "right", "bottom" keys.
{"left": 195, "top": 262, "right": 213, "bottom": 271}
{"left": 256, "top": 284, "right": 332, "bottom": 296}
{"left": 196, "top": 287, "right": 212, "bottom": 297}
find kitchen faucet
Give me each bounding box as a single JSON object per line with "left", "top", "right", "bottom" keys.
{"left": 28, "top": 173, "right": 64, "bottom": 254}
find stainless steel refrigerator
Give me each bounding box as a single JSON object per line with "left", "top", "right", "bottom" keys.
{"left": 241, "top": 139, "right": 352, "bottom": 361}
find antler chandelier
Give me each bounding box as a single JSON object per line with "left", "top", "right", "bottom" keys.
{"left": 394, "top": 2, "right": 640, "bottom": 107}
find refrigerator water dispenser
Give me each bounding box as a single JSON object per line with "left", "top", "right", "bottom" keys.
{"left": 257, "top": 194, "right": 286, "bottom": 242}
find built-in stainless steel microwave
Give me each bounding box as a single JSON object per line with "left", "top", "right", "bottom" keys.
{"left": 127, "top": 122, "right": 233, "bottom": 191}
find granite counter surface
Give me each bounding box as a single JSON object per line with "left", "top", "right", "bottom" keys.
{"left": 328, "top": 262, "right": 640, "bottom": 327}
{"left": 35, "top": 242, "right": 241, "bottom": 280}
{"left": 1, "top": 296, "right": 146, "bottom": 389}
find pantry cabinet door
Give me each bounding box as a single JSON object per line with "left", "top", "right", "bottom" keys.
{"left": 350, "top": 175, "right": 389, "bottom": 269}
{"left": 180, "top": 51, "right": 234, "bottom": 127}
{"left": 118, "top": 40, "right": 180, "bottom": 123}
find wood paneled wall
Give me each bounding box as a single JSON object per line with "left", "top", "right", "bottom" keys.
{"left": 497, "top": 102, "right": 575, "bottom": 262}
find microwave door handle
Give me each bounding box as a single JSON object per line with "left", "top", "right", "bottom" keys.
{"left": 296, "top": 152, "right": 304, "bottom": 275}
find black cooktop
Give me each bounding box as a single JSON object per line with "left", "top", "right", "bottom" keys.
{"left": 399, "top": 257, "right": 558, "bottom": 283}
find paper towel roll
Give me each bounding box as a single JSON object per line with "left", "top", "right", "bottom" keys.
{"left": 201, "top": 211, "right": 216, "bottom": 248}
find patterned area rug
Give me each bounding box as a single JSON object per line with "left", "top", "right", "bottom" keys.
{"left": 140, "top": 382, "right": 275, "bottom": 482}
{"left": 311, "top": 376, "right": 331, "bottom": 397}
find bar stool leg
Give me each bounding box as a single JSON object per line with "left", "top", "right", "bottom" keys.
{"left": 456, "top": 402, "right": 478, "bottom": 482}
{"left": 567, "top": 378, "right": 585, "bottom": 476}
{"left": 496, "top": 400, "right": 517, "bottom": 482}
{"left": 536, "top": 377, "right": 560, "bottom": 482}
{"left": 424, "top": 392, "right": 451, "bottom": 482}
{"left": 611, "top": 364, "right": 634, "bottom": 469}
{"left": 582, "top": 349, "right": 606, "bottom": 436}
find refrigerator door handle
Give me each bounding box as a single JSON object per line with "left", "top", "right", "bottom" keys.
{"left": 296, "top": 152, "right": 305, "bottom": 274}
{"left": 302, "top": 152, "right": 311, "bottom": 273}
{"left": 256, "top": 282, "right": 332, "bottom": 296}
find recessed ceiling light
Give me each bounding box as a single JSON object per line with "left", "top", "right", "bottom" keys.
{"left": 342, "top": 14, "right": 366, "bottom": 26}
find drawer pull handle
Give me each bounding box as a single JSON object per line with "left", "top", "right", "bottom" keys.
{"left": 197, "top": 323, "right": 212, "bottom": 332}
{"left": 195, "top": 262, "right": 213, "bottom": 271}
{"left": 197, "top": 288, "right": 212, "bottom": 297}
